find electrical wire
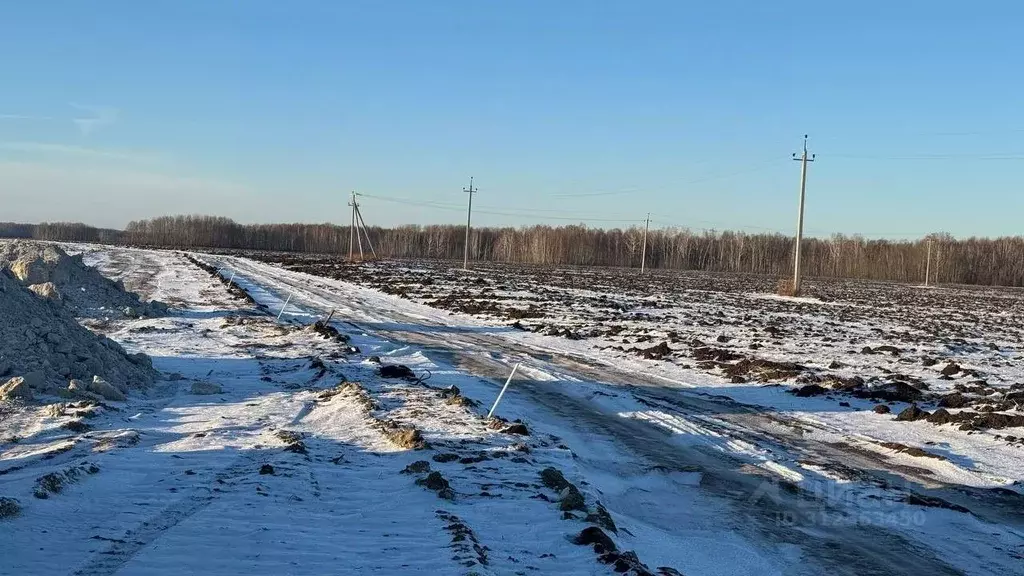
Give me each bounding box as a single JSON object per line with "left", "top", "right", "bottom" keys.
{"left": 354, "top": 143, "right": 1023, "bottom": 238}
{"left": 549, "top": 159, "right": 781, "bottom": 198}
{"left": 359, "top": 192, "right": 644, "bottom": 223}
{"left": 830, "top": 153, "right": 1024, "bottom": 161}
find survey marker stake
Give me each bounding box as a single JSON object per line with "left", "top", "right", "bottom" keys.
{"left": 487, "top": 362, "right": 521, "bottom": 419}
{"left": 321, "top": 308, "right": 336, "bottom": 324}
{"left": 277, "top": 290, "right": 294, "bottom": 321}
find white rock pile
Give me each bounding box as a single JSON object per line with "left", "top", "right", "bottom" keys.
{"left": 0, "top": 241, "right": 168, "bottom": 319}
{"left": 0, "top": 264, "right": 157, "bottom": 402}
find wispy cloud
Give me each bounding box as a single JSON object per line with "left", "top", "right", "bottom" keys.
{"left": 71, "top": 103, "right": 118, "bottom": 136}
{"left": 0, "top": 159, "right": 252, "bottom": 228}
{"left": 0, "top": 141, "right": 164, "bottom": 164}
{"left": 0, "top": 114, "right": 53, "bottom": 121}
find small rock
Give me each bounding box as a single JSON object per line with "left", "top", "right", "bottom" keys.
{"left": 540, "top": 467, "right": 570, "bottom": 491}
{"left": 559, "top": 485, "right": 586, "bottom": 512}
{"left": 27, "top": 282, "right": 61, "bottom": 301}
{"left": 573, "top": 526, "right": 617, "bottom": 553}
{"left": 792, "top": 384, "right": 827, "bottom": 397}
{"left": 417, "top": 471, "right": 450, "bottom": 491}
{"left": 432, "top": 453, "right": 460, "bottom": 463}
{"left": 940, "top": 362, "right": 962, "bottom": 377}
{"left": 259, "top": 464, "right": 275, "bottom": 475}
{"left": 88, "top": 376, "right": 125, "bottom": 401}
{"left": 0, "top": 377, "right": 33, "bottom": 401}
{"left": 584, "top": 503, "right": 617, "bottom": 533}
{"left": 379, "top": 364, "right": 415, "bottom": 379}
{"left": 502, "top": 423, "right": 529, "bottom": 436}
{"left": 938, "top": 392, "right": 969, "bottom": 409}
{"left": 416, "top": 471, "right": 454, "bottom": 499}
{"left": 926, "top": 408, "right": 956, "bottom": 425}
{"left": 0, "top": 496, "right": 21, "bottom": 519}
{"left": 895, "top": 404, "right": 930, "bottom": 422}
{"left": 873, "top": 404, "right": 891, "bottom": 414}
{"left": 402, "top": 461, "right": 431, "bottom": 474}
{"left": 384, "top": 426, "right": 426, "bottom": 450}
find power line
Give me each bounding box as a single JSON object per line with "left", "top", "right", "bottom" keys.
{"left": 359, "top": 192, "right": 644, "bottom": 223}
{"left": 830, "top": 153, "right": 1024, "bottom": 161}
{"left": 361, "top": 191, "right": 945, "bottom": 239}
{"left": 549, "top": 159, "right": 781, "bottom": 198}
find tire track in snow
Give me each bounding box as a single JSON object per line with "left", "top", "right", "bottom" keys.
{"left": 71, "top": 453, "right": 259, "bottom": 576}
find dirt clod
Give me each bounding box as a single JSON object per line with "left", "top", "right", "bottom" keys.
{"left": 792, "top": 384, "right": 827, "bottom": 397}
{"left": 895, "top": 404, "right": 930, "bottom": 422}
{"left": 383, "top": 425, "right": 427, "bottom": 450}
{"left": 402, "top": 460, "right": 431, "bottom": 474}
{"left": 940, "top": 362, "right": 962, "bottom": 377}
{"left": 937, "top": 392, "right": 969, "bottom": 408}
{"left": 61, "top": 419, "right": 90, "bottom": 433}
{"left": 540, "top": 467, "right": 570, "bottom": 491}
{"left": 573, "top": 526, "right": 618, "bottom": 553}
{"left": 585, "top": 502, "right": 618, "bottom": 533}
{"left": 379, "top": 364, "right": 416, "bottom": 379}
{"left": 0, "top": 496, "right": 20, "bottom": 519}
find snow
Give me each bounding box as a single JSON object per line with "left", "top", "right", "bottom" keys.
{"left": 3, "top": 245, "right": 1023, "bottom": 575}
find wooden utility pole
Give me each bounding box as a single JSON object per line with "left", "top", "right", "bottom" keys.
{"left": 640, "top": 213, "right": 650, "bottom": 274}
{"left": 925, "top": 238, "right": 933, "bottom": 286}
{"left": 463, "top": 177, "right": 476, "bottom": 270}
{"left": 348, "top": 191, "right": 363, "bottom": 261}
{"left": 791, "top": 135, "right": 815, "bottom": 295}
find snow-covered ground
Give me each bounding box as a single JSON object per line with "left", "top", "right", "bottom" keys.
{"left": 2, "top": 245, "right": 1023, "bottom": 575}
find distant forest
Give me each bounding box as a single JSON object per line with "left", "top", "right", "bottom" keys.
{"left": 3, "top": 216, "right": 1024, "bottom": 287}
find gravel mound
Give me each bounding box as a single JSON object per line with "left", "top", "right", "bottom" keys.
{"left": 0, "top": 269, "right": 157, "bottom": 397}
{"left": 0, "top": 241, "right": 167, "bottom": 319}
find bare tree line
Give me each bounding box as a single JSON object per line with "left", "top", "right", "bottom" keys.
{"left": 4, "top": 216, "right": 1024, "bottom": 287}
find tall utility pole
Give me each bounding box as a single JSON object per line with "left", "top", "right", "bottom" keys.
{"left": 925, "top": 238, "right": 933, "bottom": 286}
{"left": 463, "top": 177, "right": 476, "bottom": 270}
{"left": 640, "top": 213, "right": 650, "bottom": 274}
{"left": 348, "top": 191, "right": 360, "bottom": 261}
{"left": 791, "top": 135, "right": 815, "bottom": 295}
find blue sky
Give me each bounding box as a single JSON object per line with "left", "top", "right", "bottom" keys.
{"left": 1, "top": 1, "right": 1022, "bottom": 238}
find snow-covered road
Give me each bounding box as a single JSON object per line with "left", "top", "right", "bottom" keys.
{"left": 199, "top": 251, "right": 1024, "bottom": 575}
